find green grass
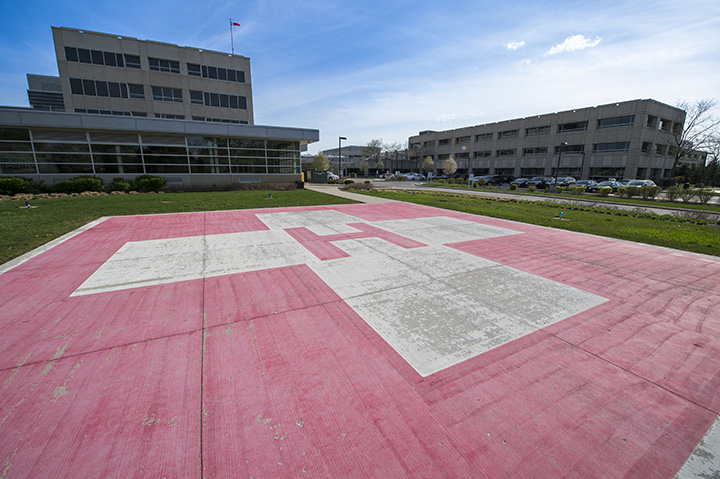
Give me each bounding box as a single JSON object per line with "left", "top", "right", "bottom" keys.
{"left": 425, "top": 182, "right": 720, "bottom": 212}
{"left": 360, "top": 190, "right": 720, "bottom": 256}
{"left": 0, "top": 189, "right": 356, "bottom": 265}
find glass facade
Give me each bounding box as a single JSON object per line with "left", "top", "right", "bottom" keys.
{"left": 0, "top": 127, "right": 301, "bottom": 176}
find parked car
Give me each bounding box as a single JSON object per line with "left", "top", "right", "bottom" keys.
{"left": 572, "top": 180, "right": 597, "bottom": 189}
{"left": 587, "top": 180, "right": 621, "bottom": 193}
{"left": 554, "top": 176, "right": 576, "bottom": 187}
{"left": 511, "top": 177, "right": 530, "bottom": 188}
{"left": 431, "top": 174, "right": 449, "bottom": 180}
{"left": 626, "top": 180, "right": 657, "bottom": 187}
{"left": 527, "top": 177, "right": 552, "bottom": 188}
{"left": 404, "top": 172, "right": 426, "bottom": 181}
{"left": 326, "top": 172, "right": 339, "bottom": 181}
{"left": 481, "top": 174, "right": 508, "bottom": 185}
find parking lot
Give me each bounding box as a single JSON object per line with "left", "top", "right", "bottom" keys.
{"left": 1, "top": 201, "right": 718, "bottom": 477}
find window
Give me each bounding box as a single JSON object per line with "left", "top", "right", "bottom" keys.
{"left": 128, "top": 84, "right": 144, "bottom": 99}
{"left": 456, "top": 136, "right": 470, "bottom": 144}
{"left": 190, "top": 90, "right": 203, "bottom": 105}
{"left": 498, "top": 129, "right": 519, "bottom": 139}
{"left": 556, "top": 144, "right": 584, "bottom": 153}
{"left": 641, "top": 142, "right": 652, "bottom": 153}
{"left": 64, "top": 46, "right": 126, "bottom": 68}
{"left": 497, "top": 149, "right": 516, "bottom": 156}
{"left": 525, "top": 126, "right": 550, "bottom": 136}
{"left": 124, "top": 54, "right": 141, "bottom": 68}
{"left": 597, "top": 115, "right": 634, "bottom": 128}
{"left": 558, "top": 121, "right": 588, "bottom": 132}
{"left": 475, "top": 150, "right": 492, "bottom": 158}
{"left": 475, "top": 133, "right": 493, "bottom": 141}
{"left": 91, "top": 49, "right": 104, "bottom": 65}
{"left": 64, "top": 46, "right": 78, "bottom": 62}
{"left": 437, "top": 139, "right": 451, "bottom": 146}
{"left": 655, "top": 144, "right": 666, "bottom": 155}
{"left": 152, "top": 86, "right": 183, "bottom": 102}
{"left": 187, "top": 63, "right": 201, "bottom": 76}
{"left": 149, "top": 58, "right": 180, "bottom": 73}
{"left": 593, "top": 142, "right": 630, "bottom": 153}
{"left": 155, "top": 114, "right": 185, "bottom": 119}
{"left": 646, "top": 115, "right": 657, "bottom": 128}
{"left": 522, "top": 147, "right": 547, "bottom": 155}
{"left": 77, "top": 48, "right": 91, "bottom": 64}
{"left": 70, "top": 78, "right": 132, "bottom": 99}
{"left": 659, "top": 119, "right": 671, "bottom": 131}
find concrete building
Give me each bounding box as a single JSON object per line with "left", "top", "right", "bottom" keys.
{"left": 0, "top": 27, "right": 318, "bottom": 188}
{"left": 408, "top": 99, "right": 702, "bottom": 181}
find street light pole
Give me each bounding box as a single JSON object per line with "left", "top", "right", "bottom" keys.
{"left": 339, "top": 136, "right": 347, "bottom": 178}
{"left": 555, "top": 141, "right": 568, "bottom": 188}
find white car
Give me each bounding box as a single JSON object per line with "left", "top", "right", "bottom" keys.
{"left": 404, "top": 172, "right": 425, "bottom": 181}
{"left": 326, "top": 172, "right": 339, "bottom": 181}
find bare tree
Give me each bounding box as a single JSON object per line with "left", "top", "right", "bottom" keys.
{"left": 362, "top": 139, "right": 384, "bottom": 173}
{"left": 422, "top": 156, "right": 435, "bottom": 176}
{"left": 359, "top": 156, "right": 369, "bottom": 176}
{"left": 668, "top": 99, "right": 720, "bottom": 178}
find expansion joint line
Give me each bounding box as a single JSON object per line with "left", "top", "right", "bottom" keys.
{"left": 199, "top": 219, "right": 208, "bottom": 479}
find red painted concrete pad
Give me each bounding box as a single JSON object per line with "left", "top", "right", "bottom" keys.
{"left": 0, "top": 203, "right": 718, "bottom": 478}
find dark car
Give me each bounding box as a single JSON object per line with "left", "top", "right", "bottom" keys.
{"left": 572, "top": 180, "right": 597, "bottom": 189}
{"left": 554, "top": 176, "right": 576, "bottom": 187}
{"left": 527, "top": 176, "right": 552, "bottom": 188}
{"left": 587, "top": 180, "right": 621, "bottom": 193}
{"left": 481, "top": 174, "right": 508, "bottom": 185}
{"left": 511, "top": 177, "right": 530, "bottom": 187}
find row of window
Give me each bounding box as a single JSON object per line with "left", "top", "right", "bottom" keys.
{"left": 189, "top": 91, "right": 248, "bottom": 110}
{"left": 74, "top": 108, "right": 147, "bottom": 117}
{"left": 468, "top": 142, "right": 631, "bottom": 158}
{"left": 64, "top": 46, "right": 141, "bottom": 68}
{"left": 69, "top": 78, "right": 144, "bottom": 99}
{"left": 63, "top": 45, "right": 246, "bottom": 83}
{"left": 187, "top": 64, "right": 246, "bottom": 83}
{"left": 0, "top": 163, "right": 297, "bottom": 175}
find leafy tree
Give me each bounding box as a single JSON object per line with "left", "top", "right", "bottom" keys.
{"left": 668, "top": 99, "right": 720, "bottom": 178}
{"left": 422, "top": 156, "right": 435, "bottom": 175}
{"left": 443, "top": 156, "right": 458, "bottom": 176}
{"left": 312, "top": 151, "right": 330, "bottom": 171}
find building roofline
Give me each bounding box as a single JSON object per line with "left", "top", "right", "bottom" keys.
{"left": 0, "top": 107, "right": 318, "bottom": 143}
{"left": 51, "top": 26, "right": 249, "bottom": 60}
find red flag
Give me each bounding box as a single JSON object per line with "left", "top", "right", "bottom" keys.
{"left": 232, "top": 22, "right": 241, "bottom": 27}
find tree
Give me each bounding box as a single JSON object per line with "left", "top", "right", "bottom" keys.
{"left": 362, "top": 139, "right": 384, "bottom": 172}
{"left": 422, "top": 156, "right": 435, "bottom": 176}
{"left": 668, "top": 99, "right": 720, "bottom": 178}
{"left": 443, "top": 156, "right": 457, "bottom": 176}
{"left": 359, "top": 156, "right": 369, "bottom": 176}
{"left": 312, "top": 151, "right": 329, "bottom": 171}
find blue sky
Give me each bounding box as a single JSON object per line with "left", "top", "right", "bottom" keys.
{"left": 1, "top": 0, "right": 718, "bottom": 154}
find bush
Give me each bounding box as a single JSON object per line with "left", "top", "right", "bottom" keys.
{"left": 0, "top": 177, "right": 32, "bottom": 196}
{"left": 678, "top": 188, "right": 696, "bottom": 203}
{"left": 327, "top": 179, "right": 338, "bottom": 184}
{"left": 350, "top": 173, "right": 357, "bottom": 178}
{"left": 341, "top": 182, "right": 373, "bottom": 191}
{"left": 51, "top": 176, "right": 104, "bottom": 194}
{"left": 396, "top": 175, "right": 407, "bottom": 181}
{"left": 509, "top": 183, "right": 518, "bottom": 190}
{"left": 664, "top": 186, "right": 680, "bottom": 202}
{"left": 617, "top": 187, "right": 628, "bottom": 198}
{"left": 109, "top": 177, "right": 132, "bottom": 192}
{"left": 344, "top": 179, "right": 355, "bottom": 185}
{"left": 476, "top": 178, "right": 486, "bottom": 187}
{"left": 438, "top": 179, "right": 446, "bottom": 184}
{"left": 131, "top": 174, "right": 166, "bottom": 192}
{"left": 568, "top": 185, "right": 585, "bottom": 195}
{"left": 528, "top": 185, "right": 537, "bottom": 192}
{"left": 641, "top": 186, "right": 660, "bottom": 200}
{"left": 695, "top": 188, "right": 714, "bottom": 204}
{"left": 556, "top": 186, "right": 565, "bottom": 194}
{"left": 626, "top": 186, "right": 641, "bottom": 198}
{"left": 598, "top": 187, "right": 612, "bottom": 196}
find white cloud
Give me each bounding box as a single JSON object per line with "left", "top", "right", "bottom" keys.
{"left": 545, "top": 35, "right": 602, "bottom": 55}
{"left": 521, "top": 59, "right": 532, "bottom": 66}
{"left": 506, "top": 41, "right": 525, "bottom": 50}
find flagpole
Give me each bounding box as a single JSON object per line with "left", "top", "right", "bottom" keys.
{"left": 230, "top": 19, "right": 234, "bottom": 54}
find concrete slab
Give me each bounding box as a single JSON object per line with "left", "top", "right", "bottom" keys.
{"left": 0, "top": 203, "right": 718, "bottom": 478}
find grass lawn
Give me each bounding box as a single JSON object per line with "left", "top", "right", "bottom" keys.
{"left": 0, "top": 189, "right": 356, "bottom": 265}
{"left": 361, "top": 190, "right": 720, "bottom": 257}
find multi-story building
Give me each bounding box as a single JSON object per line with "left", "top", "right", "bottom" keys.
{"left": 408, "top": 99, "right": 702, "bottom": 181}
{"left": 0, "top": 27, "right": 318, "bottom": 188}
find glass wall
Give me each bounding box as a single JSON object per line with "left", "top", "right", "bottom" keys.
{"left": 0, "top": 127, "right": 301, "bottom": 177}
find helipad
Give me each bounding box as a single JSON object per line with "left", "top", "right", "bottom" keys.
{"left": 0, "top": 202, "right": 718, "bottom": 477}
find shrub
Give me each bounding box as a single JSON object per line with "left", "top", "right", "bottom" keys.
{"left": 51, "top": 176, "right": 104, "bottom": 194}
{"left": 598, "top": 187, "right": 612, "bottom": 196}
{"left": 0, "top": 177, "right": 32, "bottom": 196}
{"left": 344, "top": 179, "right": 355, "bottom": 185}
{"left": 364, "top": 181, "right": 371, "bottom": 184}
{"left": 556, "top": 186, "right": 565, "bottom": 194}
{"left": 438, "top": 179, "right": 446, "bottom": 184}
{"left": 476, "top": 178, "right": 487, "bottom": 187}
{"left": 396, "top": 175, "right": 407, "bottom": 181}
{"left": 350, "top": 173, "right": 357, "bottom": 178}
{"left": 109, "top": 177, "right": 132, "bottom": 192}
{"left": 678, "top": 188, "right": 696, "bottom": 203}
{"left": 131, "top": 174, "right": 166, "bottom": 192}
{"left": 327, "top": 179, "right": 338, "bottom": 184}
{"left": 617, "top": 187, "right": 628, "bottom": 198}
{"left": 341, "top": 182, "right": 372, "bottom": 191}
{"left": 528, "top": 185, "right": 537, "bottom": 192}
{"left": 641, "top": 186, "right": 660, "bottom": 200}
{"left": 568, "top": 186, "right": 585, "bottom": 195}
{"left": 695, "top": 188, "right": 714, "bottom": 204}
{"left": 509, "top": 183, "right": 518, "bottom": 190}
{"left": 626, "top": 186, "right": 641, "bottom": 198}
{"left": 664, "top": 186, "right": 680, "bottom": 202}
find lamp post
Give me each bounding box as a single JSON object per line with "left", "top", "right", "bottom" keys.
{"left": 338, "top": 136, "right": 347, "bottom": 178}
{"left": 555, "top": 141, "right": 568, "bottom": 188}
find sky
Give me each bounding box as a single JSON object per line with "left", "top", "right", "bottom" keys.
{"left": 0, "top": 0, "right": 719, "bottom": 154}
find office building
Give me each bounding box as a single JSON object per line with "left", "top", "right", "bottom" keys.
{"left": 0, "top": 27, "right": 318, "bottom": 188}
{"left": 408, "top": 99, "right": 703, "bottom": 180}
